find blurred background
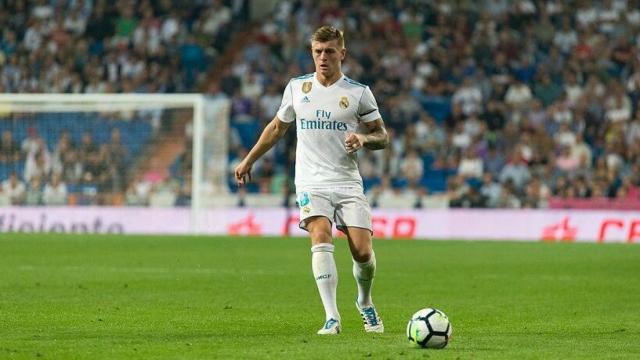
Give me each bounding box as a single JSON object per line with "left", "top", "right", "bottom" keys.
{"left": 1, "top": 0, "right": 639, "bottom": 212}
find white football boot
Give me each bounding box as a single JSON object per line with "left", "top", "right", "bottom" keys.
{"left": 317, "top": 318, "right": 341, "bottom": 335}
{"left": 356, "top": 302, "right": 384, "bottom": 333}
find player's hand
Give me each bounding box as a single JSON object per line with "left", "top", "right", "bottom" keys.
{"left": 234, "top": 159, "right": 252, "bottom": 186}
{"left": 345, "top": 133, "right": 365, "bottom": 153}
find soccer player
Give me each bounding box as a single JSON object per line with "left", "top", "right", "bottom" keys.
{"left": 234, "top": 25, "right": 389, "bottom": 335}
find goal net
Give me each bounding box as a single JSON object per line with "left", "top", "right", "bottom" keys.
{"left": 0, "top": 94, "right": 230, "bottom": 232}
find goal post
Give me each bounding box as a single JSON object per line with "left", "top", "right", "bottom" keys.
{"left": 0, "top": 93, "right": 230, "bottom": 234}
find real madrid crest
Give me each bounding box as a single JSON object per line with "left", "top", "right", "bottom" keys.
{"left": 302, "top": 82, "right": 312, "bottom": 93}
{"left": 339, "top": 96, "right": 349, "bottom": 109}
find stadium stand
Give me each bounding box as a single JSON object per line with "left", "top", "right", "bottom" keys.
{"left": 0, "top": 0, "right": 249, "bottom": 205}
{"left": 221, "top": 0, "right": 640, "bottom": 210}
{"left": 1, "top": 0, "right": 639, "bottom": 210}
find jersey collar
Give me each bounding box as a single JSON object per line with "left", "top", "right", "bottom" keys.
{"left": 313, "top": 72, "right": 345, "bottom": 89}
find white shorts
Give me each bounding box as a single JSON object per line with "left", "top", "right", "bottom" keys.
{"left": 296, "top": 187, "right": 372, "bottom": 233}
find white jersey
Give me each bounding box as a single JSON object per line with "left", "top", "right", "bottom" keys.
{"left": 276, "top": 73, "right": 381, "bottom": 190}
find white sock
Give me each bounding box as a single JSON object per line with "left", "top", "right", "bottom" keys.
{"left": 353, "top": 251, "right": 376, "bottom": 308}
{"left": 311, "top": 243, "right": 340, "bottom": 321}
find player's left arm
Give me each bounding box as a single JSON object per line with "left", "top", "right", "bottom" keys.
{"left": 345, "top": 86, "right": 389, "bottom": 153}
{"left": 345, "top": 119, "right": 389, "bottom": 153}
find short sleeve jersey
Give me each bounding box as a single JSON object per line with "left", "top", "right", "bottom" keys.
{"left": 276, "top": 73, "right": 381, "bottom": 190}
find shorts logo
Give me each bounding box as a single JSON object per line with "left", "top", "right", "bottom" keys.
{"left": 339, "top": 96, "right": 349, "bottom": 109}
{"left": 298, "top": 192, "right": 311, "bottom": 206}
{"left": 302, "top": 82, "right": 312, "bottom": 93}
{"left": 298, "top": 192, "right": 311, "bottom": 214}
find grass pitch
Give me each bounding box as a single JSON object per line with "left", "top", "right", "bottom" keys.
{"left": 1, "top": 234, "right": 639, "bottom": 359}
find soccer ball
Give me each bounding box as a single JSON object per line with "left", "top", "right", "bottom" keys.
{"left": 406, "top": 308, "right": 452, "bottom": 349}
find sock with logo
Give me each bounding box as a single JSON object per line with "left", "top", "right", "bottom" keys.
{"left": 353, "top": 251, "right": 376, "bottom": 308}
{"left": 311, "top": 243, "right": 340, "bottom": 321}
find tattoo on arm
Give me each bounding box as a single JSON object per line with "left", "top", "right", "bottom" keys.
{"left": 362, "top": 120, "right": 389, "bottom": 150}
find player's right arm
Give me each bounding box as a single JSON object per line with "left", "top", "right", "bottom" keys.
{"left": 236, "top": 79, "right": 296, "bottom": 185}
{"left": 234, "top": 116, "right": 291, "bottom": 185}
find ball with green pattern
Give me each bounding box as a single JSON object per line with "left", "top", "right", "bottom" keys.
{"left": 406, "top": 308, "right": 452, "bottom": 349}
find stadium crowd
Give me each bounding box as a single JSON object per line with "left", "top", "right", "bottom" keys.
{"left": 0, "top": 0, "right": 246, "bottom": 93}
{"left": 1, "top": 0, "right": 640, "bottom": 209}
{"left": 225, "top": 0, "right": 640, "bottom": 209}
{"left": 0, "top": 0, "right": 247, "bottom": 205}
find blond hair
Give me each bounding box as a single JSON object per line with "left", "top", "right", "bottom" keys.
{"left": 311, "top": 25, "right": 345, "bottom": 48}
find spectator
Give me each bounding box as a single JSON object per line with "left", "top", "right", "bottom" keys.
{"left": 627, "top": 110, "right": 640, "bottom": 145}
{"left": 126, "top": 173, "right": 152, "bottom": 206}
{"left": 480, "top": 172, "right": 502, "bottom": 207}
{"left": 605, "top": 81, "right": 632, "bottom": 123}
{"left": 23, "top": 20, "right": 45, "bottom": 52}
{"left": 24, "top": 148, "right": 51, "bottom": 182}
{"left": 24, "top": 177, "right": 43, "bottom": 206}
{"left": 553, "top": 16, "right": 578, "bottom": 54}
{"left": 377, "top": 144, "right": 401, "bottom": 180}
{"left": 259, "top": 83, "right": 282, "bottom": 121}
{"left": 563, "top": 72, "right": 584, "bottom": 106}
{"left": 64, "top": 7, "right": 87, "bottom": 36}
{"left": 451, "top": 122, "right": 472, "bottom": 150}
{"left": 554, "top": 123, "right": 576, "bottom": 148}
{"left": 452, "top": 76, "right": 483, "bottom": 116}
{"left": 230, "top": 89, "right": 256, "bottom": 124}
{"left": 143, "top": 158, "right": 168, "bottom": 185}
{"left": 450, "top": 182, "right": 488, "bottom": 208}
{"left": 482, "top": 99, "right": 506, "bottom": 132}
{"left": 106, "top": 128, "right": 127, "bottom": 174}
{"left": 50, "top": 130, "right": 75, "bottom": 175}
{"left": 571, "top": 133, "right": 593, "bottom": 169}
{"left": 598, "top": 0, "right": 621, "bottom": 34}
{"left": 78, "top": 132, "right": 98, "bottom": 162}
{"left": 522, "top": 176, "right": 550, "bottom": 208}
{"left": 0, "top": 130, "right": 21, "bottom": 163}
{"left": 399, "top": 148, "right": 424, "bottom": 187}
{"left": 555, "top": 145, "right": 580, "bottom": 173}
{"left": 114, "top": 4, "right": 138, "bottom": 46}
{"left": 414, "top": 112, "right": 445, "bottom": 152}
{"left": 504, "top": 78, "right": 533, "bottom": 111}
{"left": 148, "top": 179, "right": 178, "bottom": 207}
{"left": 176, "top": 172, "right": 192, "bottom": 206}
{"left": 198, "top": 0, "right": 231, "bottom": 38}
{"left": 496, "top": 180, "right": 522, "bottom": 208}
{"left": 2, "top": 172, "right": 26, "bottom": 205}
{"left": 43, "top": 173, "right": 68, "bottom": 206}
{"left": 133, "top": 7, "right": 161, "bottom": 55}
{"left": 0, "top": 183, "right": 10, "bottom": 206}
{"left": 179, "top": 34, "right": 207, "bottom": 87}
{"left": 82, "top": 148, "right": 109, "bottom": 192}
{"left": 499, "top": 151, "right": 531, "bottom": 190}
{"left": 61, "top": 150, "right": 84, "bottom": 186}
{"left": 1, "top": 30, "right": 18, "bottom": 57}
{"left": 573, "top": 175, "right": 593, "bottom": 199}
{"left": 533, "top": 72, "right": 563, "bottom": 107}
{"left": 458, "top": 148, "right": 483, "bottom": 179}
{"left": 368, "top": 176, "right": 418, "bottom": 209}
{"left": 21, "top": 128, "right": 43, "bottom": 158}
{"left": 483, "top": 145, "right": 506, "bottom": 176}
{"left": 241, "top": 71, "right": 264, "bottom": 100}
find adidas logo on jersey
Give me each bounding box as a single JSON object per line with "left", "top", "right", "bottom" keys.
{"left": 301, "top": 96, "right": 310, "bottom": 103}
